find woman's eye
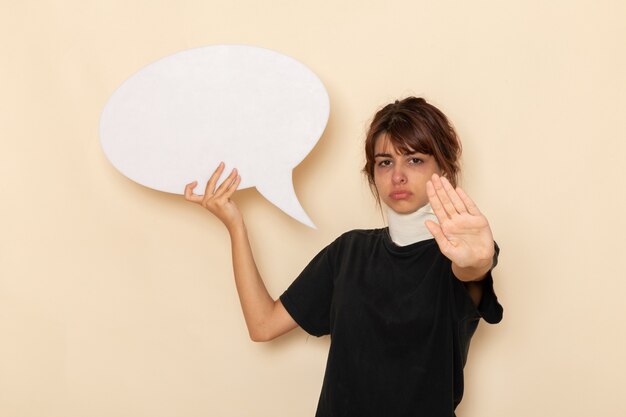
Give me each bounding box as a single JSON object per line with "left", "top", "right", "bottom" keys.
{"left": 377, "top": 160, "right": 392, "bottom": 167}
{"left": 409, "top": 157, "right": 423, "bottom": 165}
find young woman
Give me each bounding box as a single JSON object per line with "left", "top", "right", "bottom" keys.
{"left": 184, "top": 97, "right": 503, "bottom": 416}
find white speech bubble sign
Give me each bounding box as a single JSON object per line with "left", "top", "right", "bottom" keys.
{"left": 99, "top": 45, "right": 329, "bottom": 228}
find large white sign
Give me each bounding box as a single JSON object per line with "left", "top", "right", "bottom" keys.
{"left": 100, "top": 45, "right": 330, "bottom": 227}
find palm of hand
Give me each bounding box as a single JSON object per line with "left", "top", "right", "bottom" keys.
{"left": 425, "top": 174, "right": 494, "bottom": 269}
{"left": 184, "top": 162, "right": 244, "bottom": 230}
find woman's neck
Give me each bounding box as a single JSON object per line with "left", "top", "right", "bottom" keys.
{"left": 386, "top": 204, "right": 437, "bottom": 246}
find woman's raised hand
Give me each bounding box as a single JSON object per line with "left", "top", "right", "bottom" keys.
{"left": 184, "top": 162, "right": 243, "bottom": 230}
{"left": 425, "top": 174, "right": 494, "bottom": 272}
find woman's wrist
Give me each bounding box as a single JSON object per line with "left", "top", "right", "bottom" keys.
{"left": 452, "top": 259, "right": 493, "bottom": 282}
{"left": 226, "top": 218, "right": 247, "bottom": 238}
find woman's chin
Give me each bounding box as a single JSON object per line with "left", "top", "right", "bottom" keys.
{"left": 385, "top": 202, "right": 422, "bottom": 215}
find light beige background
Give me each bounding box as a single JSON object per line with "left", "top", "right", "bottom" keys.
{"left": 1, "top": 0, "right": 625, "bottom": 416}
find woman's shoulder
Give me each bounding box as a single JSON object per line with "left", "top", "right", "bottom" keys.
{"left": 335, "top": 227, "right": 385, "bottom": 241}
{"left": 326, "top": 228, "right": 386, "bottom": 252}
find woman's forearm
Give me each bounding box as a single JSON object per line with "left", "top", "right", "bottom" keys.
{"left": 184, "top": 164, "right": 296, "bottom": 341}
{"left": 228, "top": 222, "right": 280, "bottom": 342}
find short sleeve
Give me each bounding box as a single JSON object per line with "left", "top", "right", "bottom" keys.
{"left": 476, "top": 270, "right": 503, "bottom": 324}
{"left": 279, "top": 245, "right": 334, "bottom": 337}
{"left": 476, "top": 242, "right": 503, "bottom": 324}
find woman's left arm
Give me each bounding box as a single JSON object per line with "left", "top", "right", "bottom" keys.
{"left": 424, "top": 174, "right": 495, "bottom": 283}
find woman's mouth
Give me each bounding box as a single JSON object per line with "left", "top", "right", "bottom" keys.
{"left": 390, "top": 191, "right": 412, "bottom": 200}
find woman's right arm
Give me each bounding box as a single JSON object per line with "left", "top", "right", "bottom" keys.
{"left": 184, "top": 163, "right": 298, "bottom": 342}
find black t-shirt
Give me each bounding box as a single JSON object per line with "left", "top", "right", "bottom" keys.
{"left": 280, "top": 228, "right": 502, "bottom": 417}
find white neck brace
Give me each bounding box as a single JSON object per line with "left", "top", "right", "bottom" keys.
{"left": 386, "top": 203, "right": 438, "bottom": 246}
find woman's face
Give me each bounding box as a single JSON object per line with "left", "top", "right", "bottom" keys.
{"left": 373, "top": 134, "right": 441, "bottom": 214}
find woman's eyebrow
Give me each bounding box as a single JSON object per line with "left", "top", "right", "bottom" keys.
{"left": 375, "top": 151, "right": 427, "bottom": 158}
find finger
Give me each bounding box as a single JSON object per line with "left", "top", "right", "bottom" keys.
{"left": 427, "top": 180, "right": 449, "bottom": 222}
{"left": 432, "top": 174, "right": 458, "bottom": 217}
{"left": 204, "top": 162, "right": 225, "bottom": 197}
{"left": 184, "top": 181, "right": 203, "bottom": 203}
{"left": 440, "top": 176, "right": 468, "bottom": 214}
{"left": 456, "top": 187, "right": 482, "bottom": 216}
{"left": 214, "top": 168, "right": 238, "bottom": 197}
{"left": 222, "top": 173, "right": 241, "bottom": 199}
{"left": 425, "top": 220, "right": 452, "bottom": 255}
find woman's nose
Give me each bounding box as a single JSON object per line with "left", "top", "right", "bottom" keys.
{"left": 392, "top": 167, "right": 407, "bottom": 184}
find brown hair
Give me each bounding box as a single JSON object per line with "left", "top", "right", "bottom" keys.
{"left": 363, "top": 97, "right": 462, "bottom": 199}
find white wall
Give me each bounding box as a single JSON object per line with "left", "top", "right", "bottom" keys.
{"left": 1, "top": 0, "right": 625, "bottom": 415}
